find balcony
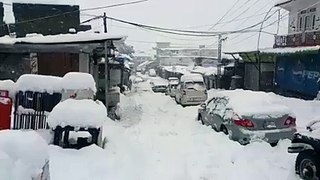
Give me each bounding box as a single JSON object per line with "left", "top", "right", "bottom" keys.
{"left": 274, "top": 30, "right": 320, "bottom": 48}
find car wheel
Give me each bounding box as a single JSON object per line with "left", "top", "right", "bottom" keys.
{"left": 211, "top": 124, "right": 220, "bottom": 132}
{"left": 198, "top": 115, "right": 205, "bottom": 125}
{"left": 296, "top": 150, "right": 320, "bottom": 180}
{"left": 228, "top": 130, "right": 234, "bottom": 140}
{"left": 220, "top": 125, "right": 228, "bottom": 135}
{"left": 270, "top": 142, "right": 278, "bottom": 147}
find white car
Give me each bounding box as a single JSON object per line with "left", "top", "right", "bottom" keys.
{"left": 166, "top": 77, "right": 179, "bottom": 97}
{"left": 175, "top": 74, "right": 207, "bottom": 106}
{"left": 149, "top": 69, "right": 156, "bottom": 77}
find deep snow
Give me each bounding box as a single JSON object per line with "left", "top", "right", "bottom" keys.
{"left": 6, "top": 75, "right": 320, "bottom": 180}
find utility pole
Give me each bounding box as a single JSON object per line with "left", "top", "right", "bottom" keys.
{"left": 103, "top": 12, "right": 107, "bottom": 33}
{"left": 217, "top": 34, "right": 222, "bottom": 88}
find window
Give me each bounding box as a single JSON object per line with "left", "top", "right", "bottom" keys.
{"left": 297, "top": 7, "right": 317, "bottom": 31}
{"left": 206, "top": 98, "right": 216, "bottom": 112}
{"left": 299, "top": 17, "right": 303, "bottom": 31}
{"left": 213, "top": 98, "right": 228, "bottom": 117}
{"left": 305, "top": 16, "right": 310, "bottom": 30}
{"left": 312, "top": 14, "right": 316, "bottom": 29}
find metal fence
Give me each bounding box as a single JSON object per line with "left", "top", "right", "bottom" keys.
{"left": 13, "top": 91, "right": 61, "bottom": 130}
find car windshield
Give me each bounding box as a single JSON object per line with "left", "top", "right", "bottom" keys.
{"left": 185, "top": 81, "right": 205, "bottom": 90}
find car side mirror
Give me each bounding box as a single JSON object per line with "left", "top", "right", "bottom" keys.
{"left": 200, "top": 103, "right": 207, "bottom": 109}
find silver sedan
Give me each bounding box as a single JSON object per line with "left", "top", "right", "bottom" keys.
{"left": 198, "top": 92, "right": 297, "bottom": 146}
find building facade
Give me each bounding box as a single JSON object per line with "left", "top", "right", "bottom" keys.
{"left": 275, "top": 0, "right": 320, "bottom": 48}
{"left": 154, "top": 42, "right": 218, "bottom": 66}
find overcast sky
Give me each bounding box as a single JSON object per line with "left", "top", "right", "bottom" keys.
{"left": 3, "top": 0, "right": 288, "bottom": 54}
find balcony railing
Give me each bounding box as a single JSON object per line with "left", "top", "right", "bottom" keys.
{"left": 274, "top": 30, "right": 320, "bottom": 48}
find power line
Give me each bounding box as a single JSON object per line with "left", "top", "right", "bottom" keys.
{"left": 6, "top": 0, "right": 148, "bottom": 26}
{"left": 208, "top": 0, "right": 241, "bottom": 30}
{"left": 220, "top": 0, "right": 260, "bottom": 29}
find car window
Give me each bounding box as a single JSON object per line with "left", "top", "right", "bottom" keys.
{"left": 213, "top": 98, "right": 228, "bottom": 117}
{"left": 206, "top": 98, "right": 216, "bottom": 112}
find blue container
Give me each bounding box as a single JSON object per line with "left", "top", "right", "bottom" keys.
{"left": 275, "top": 53, "right": 320, "bottom": 98}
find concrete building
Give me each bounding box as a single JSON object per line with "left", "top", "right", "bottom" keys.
{"left": 154, "top": 42, "right": 218, "bottom": 66}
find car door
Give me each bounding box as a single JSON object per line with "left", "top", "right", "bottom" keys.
{"left": 211, "top": 98, "right": 228, "bottom": 129}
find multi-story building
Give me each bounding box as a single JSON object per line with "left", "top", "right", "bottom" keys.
{"left": 275, "top": 0, "right": 320, "bottom": 48}
{"left": 154, "top": 42, "right": 218, "bottom": 66}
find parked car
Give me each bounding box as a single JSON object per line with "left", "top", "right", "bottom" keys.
{"left": 151, "top": 80, "right": 168, "bottom": 93}
{"left": 288, "top": 120, "right": 320, "bottom": 180}
{"left": 198, "top": 90, "right": 297, "bottom": 145}
{"left": 149, "top": 69, "right": 156, "bottom": 77}
{"left": 166, "top": 77, "right": 179, "bottom": 97}
{"left": 175, "top": 74, "right": 207, "bottom": 106}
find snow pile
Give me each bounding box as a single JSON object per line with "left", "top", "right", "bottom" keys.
{"left": 261, "top": 46, "right": 320, "bottom": 55}
{"left": 213, "top": 89, "right": 292, "bottom": 117}
{"left": 61, "top": 72, "right": 97, "bottom": 93}
{"left": 0, "top": 80, "right": 16, "bottom": 98}
{"left": 118, "top": 54, "right": 133, "bottom": 61}
{"left": 47, "top": 99, "right": 108, "bottom": 128}
{"left": 49, "top": 145, "right": 109, "bottom": 180}
{"left": 16, "top": 74, "right": 62, "bottom": 94}
{"left": 0, "top": 130, "right": 48, "bottom": 180}
{"left": 180, "top": 73, "right": 204, "bottom": 82}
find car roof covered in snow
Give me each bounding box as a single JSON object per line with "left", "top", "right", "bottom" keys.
{"left": 211, "top": 89, "right": 292, "bottom": 117}
{"left": 61, "top": 72, "right": 97, "bottom": 93}
{"left": 180, "top": 74, "right": 204, "bottom": 82}
{"left": 169, "top": 77, "right": 179, "bottom": 80}
{"left": 47, "top": 99, "right": 108, "bottom": 128}
{"left": 16, "top": 74, "right": 62, "bottom": 94}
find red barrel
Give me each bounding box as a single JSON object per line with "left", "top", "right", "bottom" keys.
{"left": 0, "top": 90, "right": 12, "bottom": 130}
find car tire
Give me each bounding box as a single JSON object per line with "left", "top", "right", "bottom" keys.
{"left": 220, "top": 125, "right": 229, "bottom": 135}
{"left": 295, "top": 150, "right": 320, "bottom": 180}
{"left": 211, "top": 124, "right": 220, "bottom": 132}
{"left": 270, "top": 142, "right": 278, "bottom": 147}
{"left": 198, "top": 115, "right": 205, "bottom": 125}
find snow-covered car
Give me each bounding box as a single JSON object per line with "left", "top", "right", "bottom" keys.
{"left": 0, "top": 130, "right": 49, "bottom": 180}
{"left": 47, "top": 99, "right": 108, "bottom": 149}
{"left": 166, "top": 77, "right": 179, "bottom": 97}
{"left": 288, "top": 119, "right": 320, "bottom": 180}
{"left": 151, "top": 81, "right": 168, "bottom": 93}
{"left": 175, "top": 74, "right": 207, "bottom": 106}
{"left": 198, "top": 90, "right": 297, "bottom": 145}
{"left": 149, "top": 69, "right": 156, "bottom": 77}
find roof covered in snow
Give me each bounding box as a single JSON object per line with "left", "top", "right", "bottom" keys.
{"left": 16, "top": 74, "right": 62, "bottom": 93}
{"left": 0, "top": 33, "right": 125, "bottom": 45}
{"left": 212, "top": 89, "right": 292, "bottom": 117}
{"left": 180, "top": 73, "right": 204, "bottom": 82}
{"left": 47, "top": 99, "right": 108, "bottom": 128}
{"left": 225, "top": 46, "right": 320, "bottom": 55}
{"left": 191, "top": 66, "right": 223, "bottom": 76}
{"left": 61, "top": 72, "right": 96, "bottom": 93}
{"left": 162, "top": 65, "right": 190, "bottom": 75}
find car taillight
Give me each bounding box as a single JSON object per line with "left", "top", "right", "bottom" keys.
{"left": 284, "top": 116, "right": 296, "bottom": 126}
{"left": 0, "top": 90, "right": 9, "bottom": 97}
{"left": 182, "top": 90, "right": 186, "bottom": 95}
{"left": 233, "top": 119, "right": 254, "bottom": 128}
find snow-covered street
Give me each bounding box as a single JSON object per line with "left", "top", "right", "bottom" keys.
{"left": 46, "top": 78, "right": 315, "bottom": 180}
